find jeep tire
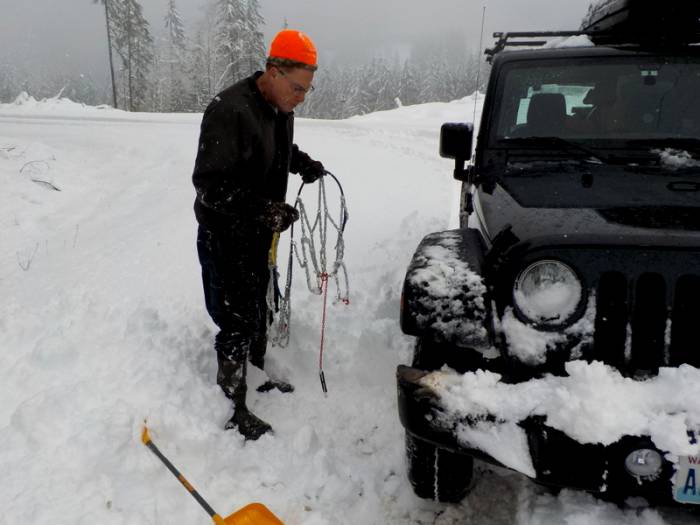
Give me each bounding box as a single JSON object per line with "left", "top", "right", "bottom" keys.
{"left": 405, "top": 432, "right": 473, "bottom": 503}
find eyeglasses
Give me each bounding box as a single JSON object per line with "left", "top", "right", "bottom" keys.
{"left": 276, "top": 67, "right": 314, "bottom": 95}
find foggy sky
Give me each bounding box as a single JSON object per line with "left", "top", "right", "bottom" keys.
{"left": 0, "top": 0, "right": 593, "bottom": 87}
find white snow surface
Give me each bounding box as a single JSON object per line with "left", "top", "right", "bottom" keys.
{"left": 1, "top": 93, "right": 697, "bottom": 524}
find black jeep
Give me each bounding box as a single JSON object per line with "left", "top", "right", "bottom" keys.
{"left": 397, "top": 1, "right": 700, "bottom": 507}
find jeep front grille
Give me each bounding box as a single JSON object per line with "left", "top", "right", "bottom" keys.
{"left": 593, "top": 272, "right": 700, "bottom": 376}
{"left": 669, "top": 275, "right": 700, "bottom": 367}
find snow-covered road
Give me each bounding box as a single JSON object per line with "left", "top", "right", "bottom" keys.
{"left": 0, "top": 97, "right": 696, "bottom": 524}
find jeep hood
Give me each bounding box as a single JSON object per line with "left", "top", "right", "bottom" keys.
{"left": 478, "top": 171, "right": 700, "bottom": 248}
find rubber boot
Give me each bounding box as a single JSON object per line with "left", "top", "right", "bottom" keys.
{"left": 248, "top": 335, "right": 294, "bottom": 394}
{"left": 224, "top": 404, "right": 273, "bottom": 441}
{"left": 217, "top": 352, "right": 246, "bottom": 402}
{"left": 248, "top": 333, "right": 267, "bottom": 370}
{"left": 217, "top": 354, "right": 273, "bottom": 440}
{"left": 256, "top": 380, "right": 295, "bottom": 393}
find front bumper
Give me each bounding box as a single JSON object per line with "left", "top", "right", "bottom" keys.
{"left": 397, "top": 364, "right": 684, "bottom": 505}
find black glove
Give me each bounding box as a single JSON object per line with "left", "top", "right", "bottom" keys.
{"left": 300, "top": 159, "right": 326, "bottom": 184}
{"left": 258, "top": 201, "right": 300, "bottom": 232}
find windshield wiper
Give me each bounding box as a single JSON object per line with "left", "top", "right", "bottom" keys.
{"left": 500, "top": 136, "right": 609, "bottom": 165}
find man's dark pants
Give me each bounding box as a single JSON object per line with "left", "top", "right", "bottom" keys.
{"left": 196, "top": 224, "right": 271, "bottom": 405}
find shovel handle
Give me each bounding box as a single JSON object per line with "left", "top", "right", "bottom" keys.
{"left": 142, "top": 427, "right": 223, "bottom": 522}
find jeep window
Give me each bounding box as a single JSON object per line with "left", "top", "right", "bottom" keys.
{"left": 493, "top": 57, "right": 700, "bottom": 143}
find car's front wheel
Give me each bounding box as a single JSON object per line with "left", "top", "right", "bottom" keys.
{"left": 405, "top": 432, "right": 473, "bottom": 503}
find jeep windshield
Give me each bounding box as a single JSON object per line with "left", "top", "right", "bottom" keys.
{"left": 491, "top": 55, "right": 700, "bottom": 163}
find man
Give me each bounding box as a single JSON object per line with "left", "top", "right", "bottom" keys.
{"left": 192, "top": 29, "right": 325, "bottom": 440}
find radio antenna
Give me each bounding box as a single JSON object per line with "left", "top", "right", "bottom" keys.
{"left": 472, "top": 6, "right": 487, "bottom": 125}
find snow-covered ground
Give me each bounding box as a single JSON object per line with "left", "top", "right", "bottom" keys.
{"left": 0, "top": 94, "right": 697, "bottom": 524}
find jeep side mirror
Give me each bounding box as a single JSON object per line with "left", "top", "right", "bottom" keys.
{"left": 440, "top": 122, "right": 474, "bottom": 182}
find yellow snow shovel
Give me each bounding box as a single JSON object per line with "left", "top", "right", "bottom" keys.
{"left": 141, "top": 426, "right": 284, "bottom": 524}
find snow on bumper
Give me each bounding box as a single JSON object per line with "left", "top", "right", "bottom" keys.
{"left": 398, "top": 360, "right": 700, "bottom": 494}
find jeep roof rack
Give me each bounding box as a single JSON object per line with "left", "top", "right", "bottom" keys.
{"left": 485, "top": 31, "right": 588, "bottom": 62}
{"left": 484, "top": 28, "right": 700, "bottom": 64}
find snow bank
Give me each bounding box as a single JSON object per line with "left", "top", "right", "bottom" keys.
{"left": 7, "top": 91, "right": 113, "bottom": 114}
{"left": 0, "top": 96, "right": 469, "bottom": 525}
{"left": 0, "top": 92, "right": 198, "bottom": 125}
{"left": 350, "top": 92, "right": 485, "bottom": 131}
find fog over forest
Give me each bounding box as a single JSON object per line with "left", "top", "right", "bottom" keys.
{"left": 0, "top": 0, "right": 591, "bottom": 117}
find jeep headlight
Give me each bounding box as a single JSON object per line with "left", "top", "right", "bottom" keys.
{"left": 513, "top": 260, "right": 582, "bottom": 326}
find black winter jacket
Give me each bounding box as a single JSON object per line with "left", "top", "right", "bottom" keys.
{"left": 192, "top": 72, "right": 315, "bottom": 233}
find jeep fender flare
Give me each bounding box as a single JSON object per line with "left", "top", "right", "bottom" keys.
{"left": 400, "top": 229, "right": 491, "bottom": 348}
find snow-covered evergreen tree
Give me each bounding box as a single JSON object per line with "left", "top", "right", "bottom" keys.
{"left": 398, "top": 61, "right": 421, "bottom": 107}
{"left": 371, "top": 57, "right": 400, "bottom": 111}
{"left": 149, "top": 49, "right": 167, "bottom": 112}
{"left": 212, "top": 0, "right": 265, "bottom": 91}
{"left": 213, "top": 0, "right": 245, "bottom": 90}
{"left": 110, "top": 0, "right": 154, "bottom": 111}
{"left": 240, "top": 0, "right": 265, "bottom": 76}
{"left": 187, "top": 2, "right": 218, "bottom": 110}
{"left": 0, "top": 59, "right": 20, "bottom": 103}
{"left": 344, "top": 64, "right": 373, "bottom": 116}
{"left": 162, "top": 0, "right": 188, "bottom": 111}
{"left": 294, "top": 66, "right": 329, "bottom": 118}
{"left": 48, "top": 72, "right": 103, "bottom": 106}
{"left": 164, "top": 0, "right": 186, "bottom": 51}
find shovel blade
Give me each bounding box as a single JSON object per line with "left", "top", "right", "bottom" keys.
{"left": 219, "top": 502, "right": 284, "bottom": 525}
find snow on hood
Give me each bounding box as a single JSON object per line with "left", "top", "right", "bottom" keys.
{"left": 654, "top": 148, "right": 700, "bottom": 170}
{"left": 421, "top": 360, "right": 700, "bottom": 477}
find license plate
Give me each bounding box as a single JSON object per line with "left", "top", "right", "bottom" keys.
{"left": 674, "top": 455, "right": 700, "bottom": 504}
